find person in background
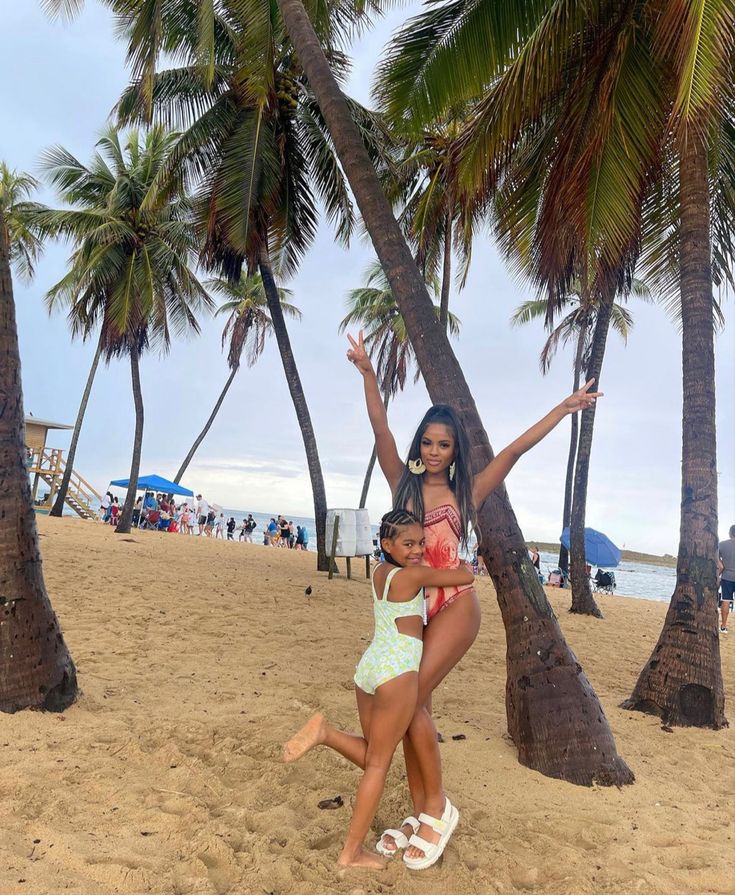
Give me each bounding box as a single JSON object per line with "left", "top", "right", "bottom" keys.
{"left": 132, "top": 496, "right": 142, "bottom": 527}
{"left": 245, "top": 514, "right": 256, "bottom": 542}
{"left": 214, "top": 512, "right": 225, "bottom": 539}
{"left": 109, "top": 496, "right": 120, "bottom": 525}
{"left": 226, "top": 517, "right": 236, "bottom": 540}
{"left": 238, "top": 518, "right": 248, "bottom": 541}
{"left": 196, "top": 494, "right": 209, "bottom": 536}
{"left": 267, "top": 517, "right": 278, "bottom": 546}
{"left": 279, "top": 516, "right": 290, "bottom": 547}
{"left": 100, "top": 491, "right": 112, "bottom": 523}
{"left": 288, "top": 521, "right": 296, "bottom": 549}
{"left": 717, "top": 524, "right": 735, "bottom": 634}
{"left": 295, "top": 525, "right": 305, "bottom": 550}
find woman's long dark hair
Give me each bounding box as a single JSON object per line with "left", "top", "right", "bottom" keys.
{"left": 393, "top": 404, "right": 475, "bottom": 548}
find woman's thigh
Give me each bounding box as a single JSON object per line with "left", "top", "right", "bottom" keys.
{"left": 418, "top": 590, "right": 481, "bottom": 705}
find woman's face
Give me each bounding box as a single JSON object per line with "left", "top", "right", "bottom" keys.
{"left": 383, "top": 522, "right": 425, "bottom": 566}
{"left": 419, "top": 423, "right": 456, "bottom": 473}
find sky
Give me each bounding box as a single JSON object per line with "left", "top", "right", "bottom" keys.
{"left": 3, "top": 3, "right": 734, "bottom": 556}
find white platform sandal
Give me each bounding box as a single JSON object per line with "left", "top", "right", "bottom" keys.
{"left": 403, "top": 799, "right": 459, "bottom": 870}
{"left": 375, "top": 816, "right": 420, "bottom": 857}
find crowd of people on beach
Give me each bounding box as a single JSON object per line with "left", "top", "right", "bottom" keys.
{"left": 97, "top": 490, "right": 310, "bottom": 549}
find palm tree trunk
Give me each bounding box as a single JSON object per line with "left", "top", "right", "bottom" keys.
{"left": 276, "top": 0, "right": 633, "bottom": 785}
{"left": 259, "top": 250, "right": 331, "bottom": 572}
{"left": 558, "top": 317, "right": 588, "bottom": 573}
{"left": 49, "top": 335, "right": 103, "bottom": 517}
{"left": 359, "top": 392, "right": 390, "bottom": 508}
{"left": 569, "top": 296, "right": 612, "bottom": 617}
{"left": 622, "top": 132, "right": 725, "bottom": 727}
{"left": 115, "top": 346, "right": 144, "bottom": 535}
{"left": 439, "top": 215, "right": 452, "bottom": 329}
{"left": 0, "top": 211, "right": 77, "bottom": 713}
{"left": 174, "top": 367, "right": 238, "bottom": 484}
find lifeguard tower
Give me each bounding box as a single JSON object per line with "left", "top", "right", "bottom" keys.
{"left": 24, "top": 416, "right": 100, "bottom": 519}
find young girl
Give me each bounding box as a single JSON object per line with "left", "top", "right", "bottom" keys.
{"left": 346, "top": 329, "right": 601, "bottom": 866}
{"left": 283, "top": 510, "right": 474, "bottom": 870}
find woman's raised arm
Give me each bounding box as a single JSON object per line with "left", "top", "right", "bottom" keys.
{"left": 472, "top": 379, "right": 602, "bottom": 507}
{"left": 346, "top": 331, "right": 405, "bottom": 491}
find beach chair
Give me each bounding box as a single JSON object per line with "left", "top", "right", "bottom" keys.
{"left": 593, "top": 569, "right": 616, "bottom": 594}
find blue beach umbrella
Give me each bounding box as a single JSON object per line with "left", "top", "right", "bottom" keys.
{"left": 560, "top": 527, "right": 621, "bottom": 568}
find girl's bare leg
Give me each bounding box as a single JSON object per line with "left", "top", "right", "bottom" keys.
{"left": 381, "top": 593, "right": 481, "bottom": 858}
{"left": 338, "top": 673, "right": 418, "bottom": 869}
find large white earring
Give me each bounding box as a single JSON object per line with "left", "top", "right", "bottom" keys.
{"left": 407, "top": 458, "right": 426, "bottom": 475}
{"left": 449, "top": 462, "right": 456, "bottom": 482}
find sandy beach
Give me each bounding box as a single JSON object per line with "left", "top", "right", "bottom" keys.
{"left": 1, "top": 516, "right": 733, "bottom": 895}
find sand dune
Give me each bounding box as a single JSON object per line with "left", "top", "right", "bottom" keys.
{"left": 0, "top": 516, "right": 732, "bottom": 895}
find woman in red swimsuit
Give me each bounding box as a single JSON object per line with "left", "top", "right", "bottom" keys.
{"left": 347, "top": 331, "right": 600, "bottom": 869}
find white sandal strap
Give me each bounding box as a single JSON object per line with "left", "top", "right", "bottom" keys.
{"left": 407, "top": 833, "right": 437, "bottom": 853}
{"left": 417, "top": 811, "right": 448, "bottom": 834}
{"left": 403, "top": 816, "right": 420, "bottom": 833}
{"left": 381, "top": 829, "right": 409, "bottom": 848}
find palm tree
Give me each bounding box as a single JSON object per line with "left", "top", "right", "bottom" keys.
{"left": 379, "top": 0, "right": 731, "bottom": 726}
{"left": 39, "top": 126, "right": 212, "bottom": 534}
{"left": 0, "top": 163, "right": 45, "bottom": 282}
{"left": 0, "top": 204, "right": 78, "bottom": 713}
{"left": 174, "top": 272, "right": 299, "bottom": 483}
{"left": 112, "top": 1, "right": 391, "bottom": 571}
{"left": 511, "top": 280, "right": 649, "bottom": 588}
{"left": 339, "top": 261, "right": 460, "bottom": 506}
{"left": 266, "top": 0, "right": 635, "bottom": 784}
{"left": 383, "top": 116, "right": 481, "bottom": 330}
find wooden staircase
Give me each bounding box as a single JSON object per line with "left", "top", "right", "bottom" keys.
{"left": 29, "top": 448, "right": 101, "bottom": 520}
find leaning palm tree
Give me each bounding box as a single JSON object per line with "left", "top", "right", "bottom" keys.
{"left": 339, "top": 261, "right": 459, "bottom": 506}
{"left": 39, "top": 126, "right": 212, "bottom": 534}
{"left": 113, "top": 1, "right": 390, "bottom": 571}
{"left": 0, "top": 206, "right": 78, "bottom": 713}
{"left": 174, "top": 273, "right": 299, "bottom": 483}
{"left": 511, "top": 280, "right": 650, "bottom": 584}
{"left": 379, "top": 0, "right": 732, "bottom": 725}
{"left": 270, "top": 0, "right": 635, "bottom": 783}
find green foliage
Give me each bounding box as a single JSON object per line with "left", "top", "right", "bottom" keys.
{"left": 207, "top": 270, "right": 299, "bottom": 370}
{"left": 0, "top": 163, "right": 46, "bottom": 282}
{"left": 38, "top": 125, "right": 212, "bottom": 358}
{"left": 339, "top": 260, "right": 459, "bottom": 397}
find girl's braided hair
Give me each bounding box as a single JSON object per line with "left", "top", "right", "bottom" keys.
{"left": 380, "top": 509, "right": 422, "bottom": 565}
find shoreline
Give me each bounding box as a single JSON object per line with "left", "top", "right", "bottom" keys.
{"left": 528, "top": 540, "right": 677, "bottom": 568}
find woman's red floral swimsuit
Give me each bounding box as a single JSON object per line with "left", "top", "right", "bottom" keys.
{"left": 423, "top": 504, "right": 475, "bottom": 621}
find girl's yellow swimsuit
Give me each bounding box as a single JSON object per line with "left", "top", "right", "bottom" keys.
{"left": 354, "top": 566, "right": 426, "bottom": 695}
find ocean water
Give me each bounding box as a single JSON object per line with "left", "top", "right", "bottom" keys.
{"left": 81, "top": 497, "right": 678, "bottom": 604}
{"left": 538, "top": 550, "right": 677, "bottom": 603}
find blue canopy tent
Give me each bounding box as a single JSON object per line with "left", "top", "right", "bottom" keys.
{"left": 109, "top": 474, "right": 193, "bottom": 497}
{"left": 560, "top": 526, "right": 621, "bottom": 567}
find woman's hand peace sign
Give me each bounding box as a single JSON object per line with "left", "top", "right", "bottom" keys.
{"left": 346, "top": 331, "right": 374, "bottom": 376}
{"left": 561, "top": 379, "right": 603, "bottom": 414}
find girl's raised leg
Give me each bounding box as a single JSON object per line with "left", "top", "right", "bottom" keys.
{"left": 338, "top": 672, "right": 418, "bottom": 869}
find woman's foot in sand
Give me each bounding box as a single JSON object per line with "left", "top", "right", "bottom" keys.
{"left": 337, "top": 847, "right": 387, "bottom": 870}
{"left": 283, "top": 713, "right": 328, "bottom": 762}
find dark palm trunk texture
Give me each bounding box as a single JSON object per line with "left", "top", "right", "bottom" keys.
{"left": 115, "top": 347, "right": 144, "bottom": 535}
{"left": 259, "top": 251, "right": 331, "bottom": 572}
{"left": 0, "top": 213, "right": 77, "bottom": 713}
{"left": 623, "top": 133, "right": 725, "bottom": 728}
{"left": 174, "top": 367, "right": 238, "bottom": 484}
{"left": 277, "top": 0, "right": 633, "bottom": 785}
{"left": 50, "top": 336, "right": 102, "bottom": 517}
{"left": 558, "top": 319, "right": 587, "bottom": 574}
{"left": 439, "top": 216, "right": 452, "bottom": 329}
{"left": 569, "top": 299, "right": 611, "bottom": 618}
